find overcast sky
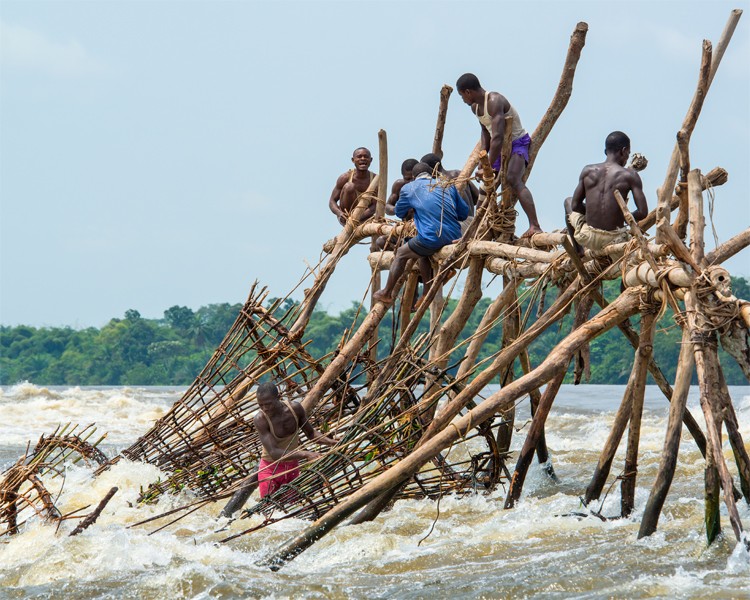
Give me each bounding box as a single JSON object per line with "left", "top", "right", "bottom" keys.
{"left": 1, "top": 0, "right": 748, "bottom": 328}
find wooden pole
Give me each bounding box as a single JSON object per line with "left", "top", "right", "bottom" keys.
{"left": 672, "top": 41, "right": 712, "bottom": 239}
{"left": 688, "top": 291, "right": 746, "bottom": 547}
{"left": 655, "top": 9, "right": 743, "bottom": 242}
{"left": 455, "top": 278, "right": 522, "bottom": 381}
{"left": 638, "top": 329, "right": 694, "bottom": 537}
{"left": 368, "top": 130, "right": 389, "bottom": 382}
{"left": 432, "top": 85, "right": 452, "bottom": 158}
{"left": 398, "top": 272, "right": 419, "bottom": 339}
{"left": 717, "top": 364, "right": 750, "bottom": 502}
{"left": 504, "top": 370, "right": 565, "bottom": 508}
{"left": 621, "top": 309, "right": 657, "bottom": 517}
{"left": 525, "top": 21, "right": 589, "bottom": 177}
{"left": 519, "top": 349, "right": 557, "bottom": 480}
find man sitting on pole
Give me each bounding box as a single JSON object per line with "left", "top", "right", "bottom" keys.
{"left": 373, "top": 162, "right": 469, "bottom": 307}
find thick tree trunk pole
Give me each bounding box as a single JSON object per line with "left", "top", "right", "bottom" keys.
{"left": 496, "top": 277, "right": 521, "bottom": 454}
{"left": 584, "top": 381, "right": 634, "bottom": 506}
{"left": 456, "top": 278, "right": 522, "bottom": 381}
{"left": 519, "top": 349, "right": 557, "bottom": 479}
{"left": 717, "top": 363, "right": 750, "bottom": 502}
{"left": 433, "top": 85, "right": 452, "bottom": 158}
{"left": 433, "top": 258, "right": 485, "bottom": 364}
{"left": 655, "top": 9, "right": 742, "bottom": 242}
{"left": 621, "top": 310, "right": 658, "bottom": 517}
{"left": 704, "top": 436, "right": 722, "bottom": 545}
{"left": 368, "top": 130, "right": 389, "bottom": 381}
{"left": 398, "top": 272, "right": 419, "bottom": 340}
{"left": 504, "top": 284, "right": 598, "bottom": 508}
{"left": 687, "top": 169, "right": 705, "bottom": 265}
{"left": 638, "top": 329, "right": 694, "bottom": 538}
{"left": 687, "top": 290, "right": 747, "bottom": 548}
{"left": 259, "top": 288, "right": 641, "bottom": 570}
{"left": 504, "top": 370, "right": 566, "bottom": 508}
{"left": 706, "top": 227, "right": 750, "bottom": 265}
{"left": 421, "top": 257, "right": 485, "bottom": 420}
{"left": 672, "top": 41, "right": 712, "bottom": 240}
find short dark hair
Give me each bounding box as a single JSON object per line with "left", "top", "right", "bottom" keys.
{"left": 401, "top": 158, "right": 418, "bottom": 175}
{"left": 352, "top": 147, "right": 371, "bottom": 157}
{"left": 605, "top": 131, "right": 630, "bottom": 153}
{"left": 411, "top": 162, "right": 432, "bottom": 177}
{"left": 456, "top": 73, "right": 481, "bottom": 92}
{"left": 420, "top": 153, "right": 442, "bottom": 172}
{"left": 257, "top": 382, "right": 278, "bottom": 399}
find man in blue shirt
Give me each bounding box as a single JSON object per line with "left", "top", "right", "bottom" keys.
{"left": 373, "top": 162, "right": 469, "bottom": 306}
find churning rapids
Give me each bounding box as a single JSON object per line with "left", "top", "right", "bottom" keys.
{"left": 1, "top": 383, "right": 749, "bottom": 599}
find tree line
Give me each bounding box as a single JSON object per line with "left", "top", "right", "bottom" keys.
{"left": 2, "top": 277, "right": 748, "bottom": 387}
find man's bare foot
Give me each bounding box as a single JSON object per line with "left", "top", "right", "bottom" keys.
{"left": 373, "top": 290, "right": 393, "bottom": 305}
{"left": 520, "top": 226, "right": 543, "bottom": 239}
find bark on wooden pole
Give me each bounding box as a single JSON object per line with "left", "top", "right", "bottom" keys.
{"left": 621, "top": 310, "right": 657, "bottom": 517}
{"left": 672, "top": 40, "right": 712, "bottom": 240}
{"left": 433, "top": 85, "right": 452, "bottom": 158}
{"left": 655, "top": 9, "right": 742, "bottom": 242}
{"left": 368, "top": 130, "right": 389, "bottom": 382}
{"left": 638, "top": 329, "right": 694, "bottom": 538}
{"left": 688, "top": 292, "right": 746, "bottom": 547}
{"left": 504, "top": 370, "right": 565, "bottom": 508}
{"left": 519, "top": 349, "right": 557, "bottom": 479}
{"left": 717, "top": 364, "right": 750, "bottom": 502}
{"left": 455, "top": 278, "right": 522, "bottom": 381}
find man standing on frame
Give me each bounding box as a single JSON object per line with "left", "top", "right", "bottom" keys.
{"left": 254, "top": 382, "right": 337, "bottom": 498}
{"left": 456, "top": 73, "right": 542, "bottom": 239}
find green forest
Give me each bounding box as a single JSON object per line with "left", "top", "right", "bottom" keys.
{"left": 2, "top": 277, "right": 748, "bottom": 387}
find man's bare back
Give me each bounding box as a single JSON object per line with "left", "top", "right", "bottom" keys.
{"left": 570, "top": 132, "right": 648, "bottom": 229}
{"left": 565, "top": 131, "right": 649, "bottom": 255}
{"left": 573, "top": 162, "right": 646, "bottom": 230}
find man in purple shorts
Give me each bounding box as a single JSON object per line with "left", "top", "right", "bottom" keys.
{"left": 456, "top": 73, "right": 542, "bottom": 239}
{"left": 373, "top": 162, "right": 469, "bottom": 307}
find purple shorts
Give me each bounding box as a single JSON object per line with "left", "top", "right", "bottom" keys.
{"left": 492, "top": 133, "right": 532, "bottom": 171}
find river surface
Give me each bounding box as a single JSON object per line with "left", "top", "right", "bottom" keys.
{"left": 1, "top": 383, "right": 749, "bottom": 599}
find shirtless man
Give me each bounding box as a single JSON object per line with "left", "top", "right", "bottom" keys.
{"left": 564, "top": 131, "right": 649, "bottom": 256}
{"left": 329, "top": 147, "right": 377, "bottom": 226}
{"left": 376, "top": 158, "right": 418, "bottom": 252}
{"left": 385, "top": 158, "right": 418, "bottom": 216}
{"left": 254, "top": 382, "right": 337, "bottom": 498}
{"left": 456, "top": 73, "right": 542, "bottom": 238}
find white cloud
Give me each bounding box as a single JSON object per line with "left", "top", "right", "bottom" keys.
{"left": 0, "top": 20, "right": 104, "bottom": 77}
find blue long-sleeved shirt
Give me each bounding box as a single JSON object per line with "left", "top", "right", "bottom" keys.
{"left": 395, "top": 175, "right": 469, "bottom": 249}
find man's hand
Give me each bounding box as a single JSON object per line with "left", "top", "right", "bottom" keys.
{"left": 302, "top": 450, "right": 322, "bottom": 461}
{"left": 338, "top": 213, "right": 347, "bottom": 226}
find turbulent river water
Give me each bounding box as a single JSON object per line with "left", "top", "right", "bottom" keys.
{"left": 1, "top": 383, "right": 749, "bottom": 599}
